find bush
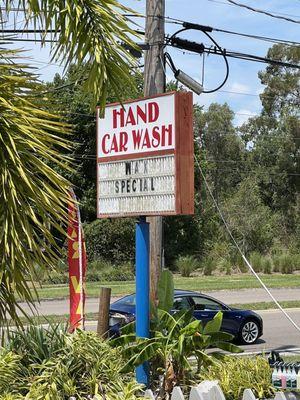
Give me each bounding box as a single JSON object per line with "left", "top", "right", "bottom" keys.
{"left": 175, "top": 255, "right": 198, "bottom": 277}
{"left": 84, "top": 219, "right": 135, "bottom": 264}
{"left": 249, "top": 252, "right": 263, "bottom": 272}
{"left": 279, "top": 253, "right": 294, "bottom": 274}
{"left": 3, "top": 325, "right": 142, "bottom": 399}
{"left": 203, "top": 257, "right": 214, "bottom": 276}
{"left": 262, "top": 256, "right": 272, "bottom": 274}
{"left": 200, "top": 356, "right": 274, "bottom": 400}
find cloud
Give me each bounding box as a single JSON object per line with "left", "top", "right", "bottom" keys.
{"left": 229, "top": 82, "right": 251, "bottom": 94}
{"left": 234, "top": 109, "right": 257, "bottom": 127}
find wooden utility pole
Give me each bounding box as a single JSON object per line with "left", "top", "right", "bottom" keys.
{"left": 97, "top": 287, "right": 111, "bottom": 338}
{"left": 144, "top": 0, "right": 165, "bottom": 301}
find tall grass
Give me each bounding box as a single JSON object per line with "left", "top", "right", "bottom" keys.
{"left": 175, "top": 255, "right": 199, "bottom": 277}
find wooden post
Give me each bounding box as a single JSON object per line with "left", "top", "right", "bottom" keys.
{"left": 144, "top": 0, "right": 165, "bottom": 301}
{"left": 97, "top": 287, "right": 111, "bottom": 338}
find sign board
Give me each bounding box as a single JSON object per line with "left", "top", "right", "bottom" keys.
{"left": 96, "top": 91, "right": 194, "bottom": 217}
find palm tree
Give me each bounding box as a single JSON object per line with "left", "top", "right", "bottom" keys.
{"left": 0, "top": 1, "right": 138, "bottom": 326}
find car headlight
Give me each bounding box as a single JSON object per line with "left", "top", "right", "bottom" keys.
{"left": 109, "top": 313, "right": 133, "bottom": 327}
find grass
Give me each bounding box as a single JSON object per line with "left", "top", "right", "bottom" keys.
{"left": 30, "top": 273, "right": 300, "bottom": 301}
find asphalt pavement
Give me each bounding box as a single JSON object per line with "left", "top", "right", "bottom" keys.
{"left": 16, "top": 287, "right": 300, "bottom": 354}
{"left": 84, "top": 308, "right": 300, "bottom": 355}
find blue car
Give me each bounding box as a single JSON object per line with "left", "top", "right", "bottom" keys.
{"left": 109, "top": 289, "right": 263, "bottom": 345}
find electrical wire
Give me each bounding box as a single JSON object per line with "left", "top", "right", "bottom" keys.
{"left": 166, "top": 27, "right": 229, "bottom": 93}
{"left": 205, "top": 0, "right": 300, "bottom": 20}
{"left": 225, "top": 0, "right": 300, "bottom": 24}
{"left": 195, "top": 156, "right": 300, "bottom": 334}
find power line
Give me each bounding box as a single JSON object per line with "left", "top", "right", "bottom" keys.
{"left": 225, "top": 0, "right": 300, "bottom": 24}
{"left": 127, "top": 14, "right": 300, "bottom": 47}
{"left": 205, "top": 0, "right": 300, "bottom": 20}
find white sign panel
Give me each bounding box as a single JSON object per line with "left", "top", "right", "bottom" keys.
{"left": 97, "top": 93, "right": 175, "bottom": 159}
{"left": 97, "top": 92, "right": 194, "bottom": 217}
{"left": 98, "top": 155, "right": 175, "bottom": 214}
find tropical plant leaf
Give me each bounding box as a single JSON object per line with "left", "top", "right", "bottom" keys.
{"left": 214, "top": 341, "right": 243, "bottom": 353}
{"left": 0, "top": 47, "right": 72, "bottom": 327}
{"left": 9, "top": 0, "right": 140, "bottom": 108}
{"left": 180, "top": 320, "right": 202, "bottom": 335}
{"left": 209, "top": 331, "right": 234, "bottom": 343}
{"left": 203, "top": 311, "right": 223, "bottom": 334}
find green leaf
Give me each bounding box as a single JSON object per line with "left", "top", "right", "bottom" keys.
{"left": 180, "top": 320, "right": 202, "bottom": 335}
{"left": 157, "top": 269, "right": 174, "bottom": 312}
{"left": 215, "top": 341, "right": 243, "bottom": 353}
{"left": 203, "top": 311, "right": 223, "bottom": 334}
{"left": 209, "top": 331, "right": 234, "bottom": 343}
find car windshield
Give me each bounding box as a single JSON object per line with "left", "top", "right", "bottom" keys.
{"left": 112, "top": 294, "right": 136, "bottom": 307}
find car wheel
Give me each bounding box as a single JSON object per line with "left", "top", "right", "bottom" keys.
{"left": 239, "top": 319, "right": 259, "bottom": 344}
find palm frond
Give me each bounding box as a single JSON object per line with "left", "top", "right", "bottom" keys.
{"left": 0, "top": 46, "right": 72, "bottom": 327}
{"left": 10, "top": 0, "right": 140, "bottom": 108}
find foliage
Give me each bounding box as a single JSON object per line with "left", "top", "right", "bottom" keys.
{"left": 0, "top": 47, "right": 71, "bottom": 327}
{"left": 2, "top": 325, "right": 143, "bottom": 399}
{"left": 200, "top": 356, "right": 274, "bottom": 400}
{"left": 4, "top": 0, "right": 140, "bottom": 108}
{"left": 249, "top": 252, "right": 263, "bottom": 273}
{"left": 175, "top": 255, "right": 199, "bottom": 277}
{"left": 112, "top": 311, "right": 242, "bottom": 397}
{"left": 85, "top": 219, "right": 135, "bottom": 264}
{"left": 157, "top": 269, "right": 174, "bottom": 312}
{"left": 111, "top": 272, "right": 242, "bottom": 397}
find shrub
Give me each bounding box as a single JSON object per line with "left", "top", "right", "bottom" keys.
{"left": 262, "top": 257, "right": 272, "bottom": 274}
{"left": 200, "top": 356, "right": 274, "bottom": 400}
{"left": 84, "top": 219, "right": 135, "bottom": 264}
{"left": 175, "top": 255, "right": 198, "bottom": 277}
{"left": 3, "top": 326, "right": 142, "bottom": 399}
{"left": 272, "top": 254, "right": 281, "bottom": 272}
{"left": 279, "top": 253, "right": 294, "bottom": 274}
{"left": 203, "top": 257, "right": 214, "bottom": 276}
{"left": 249, "top": 252, "right": 263, "bottom": 272}
{"left": 101, "top": 262, "right": 135, "bottom": 281}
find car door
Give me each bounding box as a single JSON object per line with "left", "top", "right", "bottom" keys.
{"left": 190, "top": 295, "right": 235, "bottom": 334}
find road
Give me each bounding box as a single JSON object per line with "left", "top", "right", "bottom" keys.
{"left": 17, "top": 288, "right": 300, "bottom": 354}
{"left": 83, "top": 309, "right": 300, "bottom": 355}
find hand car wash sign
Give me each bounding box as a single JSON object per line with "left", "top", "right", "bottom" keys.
{"left": 97, "top": 91, "right": 194, "bottom": 217}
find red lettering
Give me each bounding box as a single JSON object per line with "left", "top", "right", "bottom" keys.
{"left": 113, "top": 108, "right": 124, "bottom": 129}
{"left": 110, "top": 135, "right": 119, "bottom": 153}
{"left": 101, "top": 134, "right": 110, "bottom": 154}
{"left": 136, "top": 105, "right": 147, "bottom": 124}
{"left": 148, "top": 102, "right": 159, "bottom": 123}
{"left": 132, "top": 129, "right": 143, "bottom": 149}
{"left": 151, "top": 126, "right": 160, "bottom": 148}
{"left": 125, "top": 107, "right": 136, "bottom": 126}
{"left": 162, "top": 124, "right": 173, "bottom": 146}
{"left": 119, "top": 131, "right": 128, "bottom": 152}
{"left": 142, "top": 129, "right": 151, "bottom": 149}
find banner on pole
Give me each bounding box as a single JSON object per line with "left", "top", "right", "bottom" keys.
{"left": 67, "top": 190, "right": 87, "bottom": 331}
{"left": 96, "top": 91, "right": 194, "bottom": 218}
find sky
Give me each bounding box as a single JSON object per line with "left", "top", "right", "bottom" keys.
{"left": 3, "top": 0, "right": 300, "bottom": 126}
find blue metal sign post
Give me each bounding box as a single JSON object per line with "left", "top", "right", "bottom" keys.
{"left": 135, "top": 216, "right": 150, "bottom": 386}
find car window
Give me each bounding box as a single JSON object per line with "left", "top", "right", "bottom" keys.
{"left": 173, "top": 296, "right": 191, "bottom": 310}
{"left": 112, "top": 294, "right": 135, "bottom": 307}
{"left": 191, "top": 296, "right": 225, "bottom": 311}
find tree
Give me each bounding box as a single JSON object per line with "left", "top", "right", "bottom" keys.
{"left": 222, "top": 177, "right": 278, "bottom": 254}
{"left": 240, "top": 44, "right": 299, "bottom": 243}
{"left": 200, "top": 103, "right": 245, "bottom": 200}
{"left": 0, "top": 1, "right": 138, "bottom": 325}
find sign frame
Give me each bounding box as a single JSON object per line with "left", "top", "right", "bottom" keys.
{"left": 96, "top": 91, "right": 194, "bottom": 218}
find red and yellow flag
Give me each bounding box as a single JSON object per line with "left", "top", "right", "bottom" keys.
{"left": 67, "top": 189, "right": 87, "bottom": 331}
